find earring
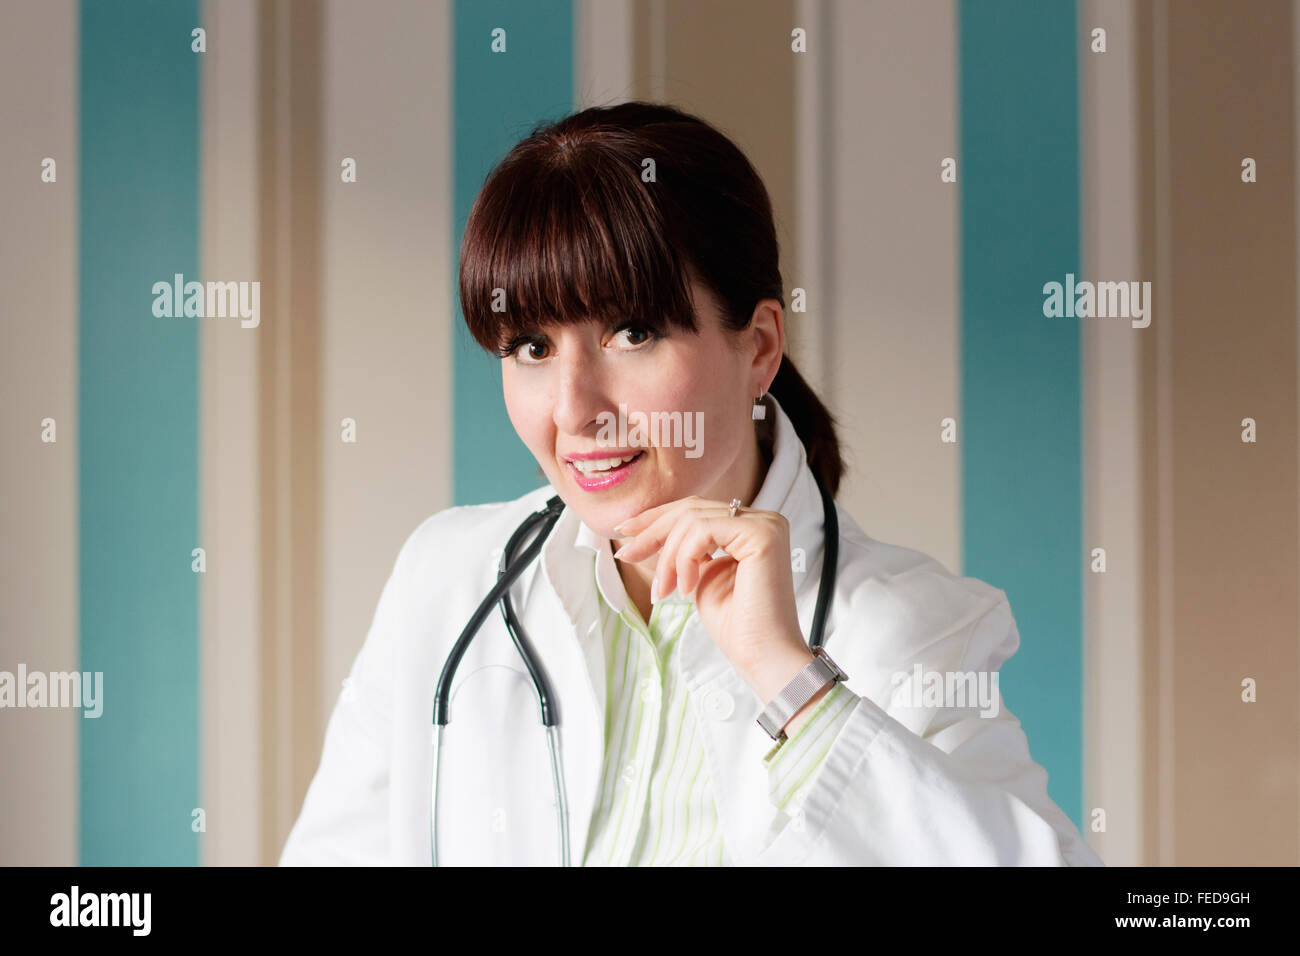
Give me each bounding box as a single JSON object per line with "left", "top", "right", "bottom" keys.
{"left": 752, "top": 392, "right": 767, "bottom": 420}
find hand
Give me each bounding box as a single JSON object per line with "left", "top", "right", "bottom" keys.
{"left": 612, "top": 495, "right": 810, "bottom": 684}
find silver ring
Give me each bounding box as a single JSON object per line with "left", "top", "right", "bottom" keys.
{"left": 728, "top": 498, "right": 742, "bottom": 518}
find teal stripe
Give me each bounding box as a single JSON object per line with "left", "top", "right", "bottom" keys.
{"left": 452, "top": 0, "right": 573, "bottom": 505}
{"left": 79, "top": 0, "right": 200, "bottom": 864}
{"left": 959, "top": 0, "right": 1083, "bottom": 828}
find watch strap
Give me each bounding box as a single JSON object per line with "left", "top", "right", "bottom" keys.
{"left": 756, "top": 647, "right": 848, "bottom": 740}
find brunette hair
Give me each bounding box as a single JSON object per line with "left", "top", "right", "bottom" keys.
{"left": 458, "top": 101, "right": 844, "bottom": 496}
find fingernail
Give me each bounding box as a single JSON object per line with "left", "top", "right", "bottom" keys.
{"left": 650, "top": 577, "right": 659, "bottom": 602}
{"left": 613, "top": 521, "right": 628, "bottom": 534}
{"left": 613, "top": 544, "right": 628, "bottom": 559}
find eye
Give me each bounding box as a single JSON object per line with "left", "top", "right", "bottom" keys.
{"left": 499, "top": 334, "right": 550, "bottom": 363}
{"left": 610, "top": 324, "right": 656, "bottom": 348}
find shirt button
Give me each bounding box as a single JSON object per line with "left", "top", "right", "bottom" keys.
{"left": 703, "top": 689, "right": 735, "bottom": 721}
{"left": 640, "top": 677, "right": 659, "bottom": 702}
{"left": 620, "top": 763, "right": 637, "bottom": 785}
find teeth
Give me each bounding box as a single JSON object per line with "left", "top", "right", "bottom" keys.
{"left": 571, "top": 453, "right": 640, "bottom": 475}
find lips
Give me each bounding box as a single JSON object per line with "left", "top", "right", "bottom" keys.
{"left": 565, "top": 450, "right": 644, "bottom": 491}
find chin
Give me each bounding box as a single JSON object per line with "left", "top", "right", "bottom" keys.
{"left": 567, "top": 499, "right": 635, "bottom": 541}
{"left": 585, "top": 506, "right": 633, "bottom": 538}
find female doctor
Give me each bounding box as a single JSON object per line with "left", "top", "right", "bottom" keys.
{"left": 280, "top": 101, "right": 1102, "bottom": 867}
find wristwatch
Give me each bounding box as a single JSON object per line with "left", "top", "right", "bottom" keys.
{"left": 756, "top": 646, "right": 849, "bottom": 741}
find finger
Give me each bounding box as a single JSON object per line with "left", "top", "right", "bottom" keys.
{"left": 612, "top": 497, "right": 686, "bottom": 535}
{"left": 614, "top": 499, "right": 698, "bottom": 559}
{"left": 616, "top": 499, "right": 726, "bottom": 563}
{"left": 614, "top": 494, "right": 717, "bottom": 536}
{"left": 673, "top": 512, "right": 783, "bottom": 594}
{"left": 676, "top": 520, "right": 732, "bottom": 599}
{"left": 662, "top": 515, "right": 747, "bottom": 602}
{"left": 653, "top": 513, "right": 699, "bottom": 601}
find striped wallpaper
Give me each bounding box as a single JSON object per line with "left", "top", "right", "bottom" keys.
{"left": 1, "top": 0, "right": 1295, "bottom": 867}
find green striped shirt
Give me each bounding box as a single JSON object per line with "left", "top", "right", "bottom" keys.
{"left": 578, "top": 542, "right": 859, "bottom": 866}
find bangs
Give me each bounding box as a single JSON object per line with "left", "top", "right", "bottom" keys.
{"left": 459, "top": 145, "right": 702, "bottom": 354}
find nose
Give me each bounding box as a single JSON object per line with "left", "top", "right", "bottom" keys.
{"left": 552, "top": 342, "right": 612, "bottom": 438}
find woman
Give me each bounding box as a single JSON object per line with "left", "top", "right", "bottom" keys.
{"left": 280, "top": 101, "right": 1102, "bottom": 866}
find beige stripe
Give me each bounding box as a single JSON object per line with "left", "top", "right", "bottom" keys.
{"left": 0, "top": 0, "right": 78, "bottom": 866}
{"left": 1080, "top": 0, "right": 1144, "bottom": 866}
{"left": 258, "top": 0, "right": 325, "bottom": 865}
{"left": 1142, "top": 0, "right": 1300, "bottom": 865}
{"left": 793, "top": 0, "right": 831, "bottom": 391}
{"left": 825, "top": 0, "right": 961, "bottom": 575}
{"left": 664, "top": 0, "right": 796, "bottom": 340}
{"left": 1153, "top": 0, "right": 1175, "bottom": 868}
{"left": 1294, "top": 0, "right": 1300, "bottom": 864}
{"left": 199, "top": 0, "right": 262, "bottom": 866}
{"left": 635, "top": 1, "right": 798, "bottom": 355}
{"left": 576, "top": 0, "right": 634, "bottom": 107}
{"left": 318, "top": 0, "right": 451, "bottom": 743}
{"left": 1136, "top": 0, "right": 1174, "bottom": 867}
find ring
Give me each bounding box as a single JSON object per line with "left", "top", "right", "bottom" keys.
{"left": 728, "top": 498, "right": 742, "bottom": 518}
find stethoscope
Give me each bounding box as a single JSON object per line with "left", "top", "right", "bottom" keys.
{"left": 429, "top": 471, "right": 840, "bottom": 866}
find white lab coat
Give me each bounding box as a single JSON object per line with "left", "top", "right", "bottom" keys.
{"left": 280, "top": 396, "right": 1104, "bottom": 866}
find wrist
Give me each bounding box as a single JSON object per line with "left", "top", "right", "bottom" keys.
{"left": 742, "top": 643, "right": 817, "bottom": 713}
{"left": 747, "top": 641, "right": 848, "bottom": 741}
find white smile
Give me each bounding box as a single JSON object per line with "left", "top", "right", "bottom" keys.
{"left": 568, "top": 451, "right": 643, "bottom": 475}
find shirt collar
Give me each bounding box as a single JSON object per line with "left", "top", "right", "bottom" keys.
{"left": 569, "top": 392, "right": 802, "bottom": 615}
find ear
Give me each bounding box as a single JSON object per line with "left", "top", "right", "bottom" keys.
{"left": 748, "top": 298, "right": 785, "bottom": 391}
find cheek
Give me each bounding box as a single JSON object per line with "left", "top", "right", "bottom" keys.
{"left": 503, "top": 375, "right": 551, "bottom": 457}
{"left": 633, "top": 380, "right": 734, "bottom": 468}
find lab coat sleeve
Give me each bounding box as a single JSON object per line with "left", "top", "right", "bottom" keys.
{"left": 278, "top": 528, "right": 414, "bottom": 866}
{"left": 756, "top": 597, "right": 1104, "bottom": 866}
